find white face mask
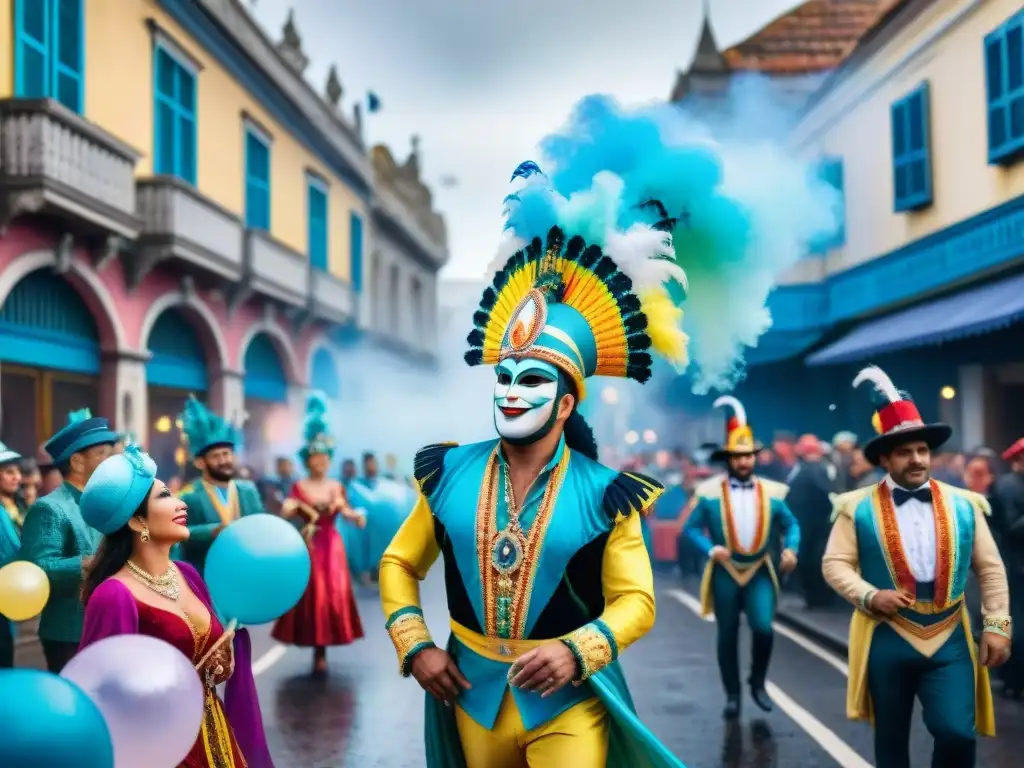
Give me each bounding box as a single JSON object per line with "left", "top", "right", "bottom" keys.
{"left": 493, "top": 359, "right": 560, "bottom": 442}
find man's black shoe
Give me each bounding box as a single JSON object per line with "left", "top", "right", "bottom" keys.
{"left": 723, "top": 695, "right": 741, "bottom": 720}
{"left": 750, "top": 687, "right": 774, "bottom": 713}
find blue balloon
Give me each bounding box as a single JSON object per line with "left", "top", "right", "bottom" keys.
{"left": 0, "top": 669, "right": 114, "bottom": 767}
{"left": 204, "top": 514, "right": 311, "bottom": 625}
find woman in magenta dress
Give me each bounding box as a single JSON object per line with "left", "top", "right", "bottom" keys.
{"left": 272, "top": 394, "right": 365, "bottom": 674}
{"left": 78, "top": 444, "right": 273, "bottom": 768}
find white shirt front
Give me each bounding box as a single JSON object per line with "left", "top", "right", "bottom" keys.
{"left": 728, "top": 481, "right": 758, "bottom": 551}
{"left": 886, "top": 475, "right": 937, "bottom": 582}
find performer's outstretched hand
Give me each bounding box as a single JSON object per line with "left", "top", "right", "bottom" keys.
{"left": 508, "top": 641, "right": 578, "bottom": 698}
{"left": 779, "top": 549, "right": 798, "bottom": 574}
{"left": 410, "top": 647, "right": 471, "bottom": 705}
{"left": 979, "top": 632, "right": 1011, "bottom": 668}
{"left": 709, "top": 545, "right": 731, "bottom": 564}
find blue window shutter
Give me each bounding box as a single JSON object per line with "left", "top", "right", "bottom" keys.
{"left": 350, "top": 212, "right": 364, "bottom": 292}
{"left": 243, "top": 333, "right": 288, "bottom": 403}
{"left": 244, "top": 128, "right": 271, "bottom": 230}
{"left": 15, "top": 0, "right": 84, "bottom": 113}
{"left": 892, "top": 82, "right": 933, "bottom": 212}
{"left": 153, "top": 45, "right": 197, "bottom": 184}
{"left": 146, "top": 309, "right": 208, "bottom": 391}
{"left": 985, "top": 11, "right": 1024, "bottom": 164}
{"left": 309, "top": 347, "right": 340, "bottom": 399}
{"left": 307, "top": 179, "right": 328, "bottom": 272}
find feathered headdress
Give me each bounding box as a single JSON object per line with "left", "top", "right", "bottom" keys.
{"left": 710, "top": 395, "right": 760, "bottom": 458}
{"left": 853, "top": 365, "right": 951, "bottom": 465}
{"left": 179, "top": 396, "right": 240, "bottom": 458}
{"left": 299, "top": 392, "right": 334, "bottom": 462}
{"left": 465, "top": 161, "right": 689, "bottom": 401}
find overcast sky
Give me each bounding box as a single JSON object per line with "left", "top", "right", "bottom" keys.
{"left": 249, "top": 0, "right": 802, "bottom": 279}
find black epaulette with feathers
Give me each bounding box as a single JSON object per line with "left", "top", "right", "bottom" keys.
{"left": 601, "top": 471, "right": 664, "bottom": 522}
{"left": 413, "top": 443, "right": 458, "bottom": 497}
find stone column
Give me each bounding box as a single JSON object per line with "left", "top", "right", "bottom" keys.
{"left": 957, "top": 365, "right": 985, "bottom": 451}
{"left": 101, "top": 349, "right": 150, "bottom": 445}
{"left": 210, "top": 368, "right": 246, "bottom": 426}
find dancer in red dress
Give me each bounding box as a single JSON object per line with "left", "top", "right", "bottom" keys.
{"left": 272, "top": 394, "right": 366, "bottom": 674}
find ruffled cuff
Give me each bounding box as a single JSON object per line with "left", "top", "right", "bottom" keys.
{"left": 385, "top": 606, "right": 435, "bottom": 676}
{"left": 561, "top": 619, "right": 618, "bottom": 682}
{"left": 982, "top": 615, "right": 1011, "bottom": 640}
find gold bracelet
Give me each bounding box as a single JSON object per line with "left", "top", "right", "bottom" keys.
{"left": 983, "top": 615, "right": 1011, "bottom": 638}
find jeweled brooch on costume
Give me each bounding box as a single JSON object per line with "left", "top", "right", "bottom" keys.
{"left": 491, "top": 529, "right": 526, "bottom": 574}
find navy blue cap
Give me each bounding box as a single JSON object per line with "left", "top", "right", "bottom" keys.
{"left": 45, "top": 417, "right": 120, "bottom": 466}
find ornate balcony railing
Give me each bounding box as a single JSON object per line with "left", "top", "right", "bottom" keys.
{"left": 0, "top": 98, "right": 140, "bottom": 239}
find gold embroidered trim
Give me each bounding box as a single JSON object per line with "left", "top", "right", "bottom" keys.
{"left": 387, "top": 611, "right": 434, "bottom": 675}
{"left": 203, "top": 480, "right": 240, "bottom": 527}
{"left": 477, "top": 447, "right": 570, "bottom": 639}
{"left": 564, "top": 624, "right": 615, "bottom": 681}
{"left": 888, "top": 608, "right": 962, "bottom": 641}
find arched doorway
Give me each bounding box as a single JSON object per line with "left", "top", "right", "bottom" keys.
{"left": 242, "top": 332, "right": 290, "bottom": 475}
{"left": 309, "top": 347, "right": 340, "bottom": 400}
{"left": 145, "top": 307, "right": 210, "bottom": 482}
{"left": 0, "top": 269, "right": 103, "bottom": 457}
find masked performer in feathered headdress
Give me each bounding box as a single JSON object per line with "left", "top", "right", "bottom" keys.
{"left": 378, "top": 147, "right": 694, "bottom": 763}
{"left": 177, "top": 397, "right": 266, "bottom": 574}
{"left": 823, "top": 365, "right": 1011, "bottom": 768}
{"left": 683, "top": 396, "right": 799, "bottom": 720}
{"left": 272, "top": 394, "right": 366, "bottom": 675}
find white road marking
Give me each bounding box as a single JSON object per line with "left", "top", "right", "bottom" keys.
{"left": 664, "top": 588, "right": 872, "bottom": 768}
{"left": 252, "top": 643, "right": 287, "bottom": 676}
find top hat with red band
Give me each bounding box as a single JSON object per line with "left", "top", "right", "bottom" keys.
{"left": 710, "top": 395, "right": 763, "bottom": 461}
{"left": 854, "top": 365, "right": 952, "bottom": 466}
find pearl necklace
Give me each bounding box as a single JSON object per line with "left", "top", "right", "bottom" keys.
{"left": 126, "top": 559, "right": 181, "bottom": 602}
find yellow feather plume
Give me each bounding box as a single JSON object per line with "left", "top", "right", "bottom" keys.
{"left": 639, "top": 289, "right": 688, "bottom": 369}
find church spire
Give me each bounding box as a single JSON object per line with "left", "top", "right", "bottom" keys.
{"left": 690, "top": 0, "right": 727, "bottom": 74}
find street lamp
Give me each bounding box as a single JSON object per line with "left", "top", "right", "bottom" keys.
{"left": 624, "top": 430, "right": 639, "bottom": 445}
{"left": 642, "top": 429, "right": 657, "bottom": 445}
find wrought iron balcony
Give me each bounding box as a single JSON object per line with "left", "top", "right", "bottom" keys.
{"left": 0, "top": 98, "right": 140, "bottom": 241}
{"left": 132, "top": 176, "right": 245, "bottom": 287}
{"left": 309, "top": 270, "right": 355, "bottom": 324}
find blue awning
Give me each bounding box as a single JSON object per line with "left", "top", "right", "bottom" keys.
{"left": 745, "top": 330, "right": 824, "bottom": 366}
{"left": 807, "top": 271, "right": 1024, "bottom": 365}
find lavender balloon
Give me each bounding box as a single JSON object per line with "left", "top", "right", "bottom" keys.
{"left": 62, "top": 635, "right": 204, "bottom": 768}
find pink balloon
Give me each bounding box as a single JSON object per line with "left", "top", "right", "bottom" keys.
{"left": 62, "top": 635, "right": 204, "bottom": 768}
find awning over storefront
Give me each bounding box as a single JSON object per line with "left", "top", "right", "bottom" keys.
{"left": 745, "top": 330, "right": 824, "bottom": 366}
{"left": 807, "top": 271, "right": 1024, "bottom": 365}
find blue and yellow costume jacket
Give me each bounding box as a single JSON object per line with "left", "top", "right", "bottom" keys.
{"left": 178, "top": 479, "right": 265, "bottom": 573}
{"left": 823, "top": 479, "right": 1010, "bottom": 736}
{"left": 682, "top": 475, "right": 799, "bottom": 617}
{"left": 380, "top": 439, "right": 684, "bottom": 767}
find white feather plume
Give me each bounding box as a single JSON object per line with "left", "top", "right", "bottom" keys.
{"left": 713, "top": 395, "right": 747, "bottom": 427}
{"left": 852, "top": 365, "right": 901, "bottom": 403}
{"left": 605, "top": 225, "right": 689, "bottom": 294}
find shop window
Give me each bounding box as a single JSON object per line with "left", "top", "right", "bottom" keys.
{"left": 985, "top": 10, "right": 1024, "bottom": 164}
{"left": 154, "top": 44, "right": 197, "bottom": 184}
{"left": 892, "top": 82, "right": 933, "bottom": 211}
{"left": 14, "top": 0, "right": 84, "bottom": 113}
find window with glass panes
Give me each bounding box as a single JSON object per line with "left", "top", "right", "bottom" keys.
{"left": 14, "top": 0, "right": 84, "bottom": 113}
{"left": 154, "top": 46, "right": 197, "bottom": 184}
{"left": 244, "top": 127, "right": 271, "bottom": 230}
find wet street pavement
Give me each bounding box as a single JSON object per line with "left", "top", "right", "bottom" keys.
{"left": 244, "top": 571, "right": 1024, "bottom": 768}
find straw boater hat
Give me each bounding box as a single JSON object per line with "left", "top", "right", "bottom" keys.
{"left": 710, "top": 396, "right": 762, "bottom": 461}
{"left": 853, "top": 365, "right": 952, "bottom": 466}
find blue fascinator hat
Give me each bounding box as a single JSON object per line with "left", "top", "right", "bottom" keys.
{"left": 299, "top": 392, "right": 334, "bottom": 463}
{"left": 81, "top": 444, "right": 158, "bottom": 535}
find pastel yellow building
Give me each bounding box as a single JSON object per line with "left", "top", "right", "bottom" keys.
{"left": 667, "top": 1, "right": 1024, "bottom": 450}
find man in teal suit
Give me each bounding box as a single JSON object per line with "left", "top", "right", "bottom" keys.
{"left": 19, "top": 410, "right": 119, "bottom": 671}
{"left": 0, "top": 441, "right": 26, "bottom": 667}
{"left": 177, "top": 397, "right": 266, "bottom": 574}
{"left": 684, "top": 396, "right": 799, "bottom": 720}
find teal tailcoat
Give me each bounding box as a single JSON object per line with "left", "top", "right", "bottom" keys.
{"left": 178, "top": 479, "right": 265, "bottom": 575}
{"left": 18, "top": 483, "right": 101, "bottom": 643}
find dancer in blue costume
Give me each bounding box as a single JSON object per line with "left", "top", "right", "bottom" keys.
{"left": 684, "top": 396, "right": 799, "bottom": 720}
{"left": 823, "top": 365, "right": 1011, "bottom": 768}
{"left": 378, "top": 158, "right": 693, "bottom": 764}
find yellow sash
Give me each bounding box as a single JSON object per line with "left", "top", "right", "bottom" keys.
{"left": 451, "top": 619, "right": 547, "bottom": 662}
{"left": 203, "top": 481, "right": 239, "bottom": 527}
{"left": 699, "top": 555, "right": 780, "bottom": 618}
{"left": 846, "top": 604, "right": 995, "bottom": 737}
